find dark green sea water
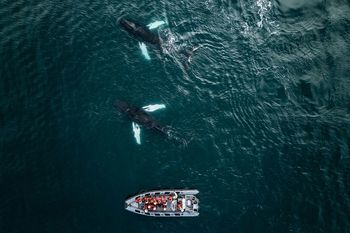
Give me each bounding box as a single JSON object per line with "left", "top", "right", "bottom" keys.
{"left": 1, "top": 0, "right": 350, "bottom": 232}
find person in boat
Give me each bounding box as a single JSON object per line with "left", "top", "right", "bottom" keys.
{"left": 177, "top": 200, "right": 185, "bottom": 212}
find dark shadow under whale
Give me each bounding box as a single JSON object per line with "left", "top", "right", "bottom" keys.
{"left": 113, "top": 100, "right": 168, "bottom": 136}
{"left": 119, "top": 18, "right": 161, "bottom": 46}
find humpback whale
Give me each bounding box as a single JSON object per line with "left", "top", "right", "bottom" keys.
{"left": 114, "top": 100, "right": 168, "bottom": 142}
{"left": 119, "top": 18, "right": 161, "bottom": 46}
{"left": 120, "top": 18, "right": 200, "bottom": 67}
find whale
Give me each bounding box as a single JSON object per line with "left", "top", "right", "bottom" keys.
{"left": 114, "top": 100, "right": 168, "bottom": 138}
{"left": 119, "top": 18, "right": 161, "bottom": 46}
{"left": 119, "top": 18, "right": 200, "bottom": 67}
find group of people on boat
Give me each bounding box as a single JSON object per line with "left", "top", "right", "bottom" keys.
{"left": 136, "top": 195, "right": 172, "bottom": 212}
{"left": 135, "top": 193, "right": 185, "bottom": 213}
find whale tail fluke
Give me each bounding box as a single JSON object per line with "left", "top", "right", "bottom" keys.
{"left": 186, "top": 45, "right": 202, "bottom": 64}
{"left": 164, "top": 128, "right": 191, "bottom": 147}
{"left": 181, "top": 45, "right": 202, "bottom": 70}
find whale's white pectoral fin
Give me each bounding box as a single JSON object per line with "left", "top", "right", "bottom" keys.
{"left": 132, "top": 122, "right": 141, "bottom": 145}
{"left": 138, "top": 42, "right": 151, "bottom": 60}
{"left": 142, "top": 104, "right": 166, "bottom": 112}
{"left": 147, "top": 20, "right": 167, "bottom": 30}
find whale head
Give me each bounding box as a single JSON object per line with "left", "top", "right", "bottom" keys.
{"left": 119, "top": 18, "right": 137, "bottom": 32}
{"left": 114, "top": 100, "right": 130, "bottom": 113}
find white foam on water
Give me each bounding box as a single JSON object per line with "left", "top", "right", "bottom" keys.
{"left": 138, "top": 42, "right": 151, "bottom": 60}
{"left": 242, "top": 22, "right": 253, "bottom": 36}
{"left": 161, "top": 30, "right": 182, "bottom": 57}
{"left": 241, "top": 0, "right": 280, "bottom": 39}
{"left": 256, "top": 0, "right": 272, "bottom": 28}
{"left": 132, "top": 122, "right": 141, "bottom": 145}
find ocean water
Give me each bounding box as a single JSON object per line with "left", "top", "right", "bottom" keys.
{"left": 1, "top": 0, "right": 350, "bottom": 232}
